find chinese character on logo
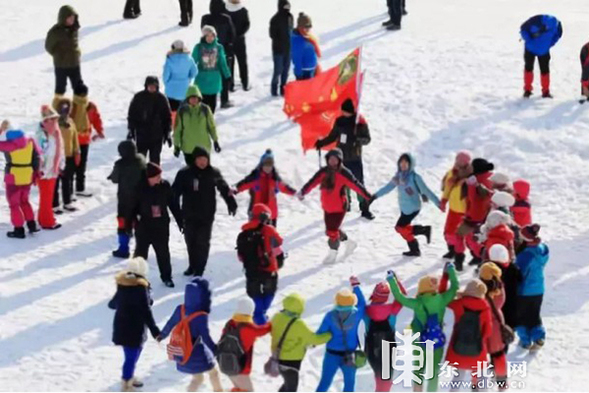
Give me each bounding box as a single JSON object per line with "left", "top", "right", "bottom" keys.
{"left": 508, "top": 361, "right": 527, "bottom": 378}
{"left": 439, "top": 361, "right": 460, "bottom": 378}
{"left": 472, "top": 361, "right": 494, "bottom": 379}
{"left": 381, "top": 329, "right": 435, "bottom": 388}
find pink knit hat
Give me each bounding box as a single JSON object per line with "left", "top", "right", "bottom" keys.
{"left": 455, "top": 151, "right": 472, "bottom": 166}
{"left": 370, "top": 282, "right": 390, "bottom": 303}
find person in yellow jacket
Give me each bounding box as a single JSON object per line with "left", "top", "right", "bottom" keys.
{"left": 440, "top": 151, "right": 472, "bottom": 270}
{"left": 52, "top": 97, "right": 80, "bottom": 213}
{"left": 270, "top": 293, "right": 332, "bottom": 392}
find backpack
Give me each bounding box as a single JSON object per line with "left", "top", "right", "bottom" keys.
{"left": 166, "top": 305, "right": 206, "bottom": 365}
{"left": 365, "top": 319, "right": 396, "bottom": 371}
{"left": 452, "top": 308, "right": 483, "bottom": 356}
{"left": 236, "top": 225, "right": 268, "bottom": 274}
{"left": 217, "top": 322, "right": 247, "bottom": 376}
{"left": 418, "top": 303, "right": 446, "bottom": 350}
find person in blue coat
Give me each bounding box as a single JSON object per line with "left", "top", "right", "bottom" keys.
{"left": 520, "top": 15, "right": 563, "bottom": 98}
{"left": 514, "top": 224, "right": 549, "bottom": 350}
{"left": 316, "top": 276, "right": 366, "bottom": 392}
{"left": 290, "top": 12, "right": 321, "bottom": 80}
{"left": 157, "top": 277, "right": 223, "bottom": 391}
{"left": 371, "top": 153, "right": 442, "bottom": 257}
{"left": 163, "top": 40, "right": 198, "bottom": 113}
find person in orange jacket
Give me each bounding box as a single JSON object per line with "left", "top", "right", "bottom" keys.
{"left": 71, "top": 82, "right": 104, "bottom": 197}
{"left": 511, "top": 180, "right": 532, "bottom": 228}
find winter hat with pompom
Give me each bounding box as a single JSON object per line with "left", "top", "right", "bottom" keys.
{"left": 417, "top": 275, "right": 439, "bottom": 295}
{"left": 521, "top": 224, "right": 541, "bottom": 243}
{"left": 490, "top": 172, "right": 511, "bottom": 187}
{"left": 488, "top": 244, "right": 510, "bottom": 264}
{"left": 235, "top": 298, "right": 255, "bottom": 316}
{"left": 462, "top": 279, "right": 487, "bottom": 299}
{"left": 259, "top": 149, "right": 274, "bottom": 166}
{"left": 335, "top": 288, "right": 357, "bottom": 307}
{"left": 479, "top": 262, "right": 502, "bottom": 281}
{"left": 370, "top": 282, "right": 390, "bottom": 303}
{"left": 126, "top": 257, "right": 149, "bottom": 277}
{"left": 171, "top": 39, "right": 186, "bottom": 51}
{"left": 492, "top": 191, "right": 515, "bottom": 208}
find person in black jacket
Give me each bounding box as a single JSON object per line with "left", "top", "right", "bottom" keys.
{"left": 178, "top": 0, "right": 193, "bottom": 26}
{"left": 108, "top": 257, "right": 160, "bottom": 391}
{"left": 225, "top": 0, "right": 251, "bottom": 91}
{"left": 201, "top": 0, "right": 236, "bottom": 109}
{"left": 269, "top": 0, "right": 293, "bottom": 96}
{"left": 172, "top": 146, "right": 237, "bottom": 276}
{"left": 315, "top": 99, "right": 374, "bottom": 220}
{"left": 127, "top": 76, "right": 172, "bottom": 165}
{"left": 134, "top": 163, "right": 182, "bottom": 288}
{"left": 108, "top": 141, "right": 147, "bottom": 259}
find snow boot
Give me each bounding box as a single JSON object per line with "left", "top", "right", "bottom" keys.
{"left": 413, "top": 225, "right": 431, "bottom": 244}
{"left": 121, "top": 379, "right": 135, "bottom": 392}
{"left": 382, "top": 19, "right": 394, "bottom": 26}
{"left": 220, "top": 101, "right": 234, "bottom": 109}
{"left": 542, "top": 91, "right": 553, "bottom": 99}
{"left": 43, "top": 223, "right": 62, "bottom": 230}
{"left": 443, "top": 245, "right": 455, "bottom": 259}
{"left": 339, "top": 239, "right": 358, "bottom": 261}
{"left": 360, "top": 201, "right": 375, "bottom": 220}
{"left": 386, "top": 24, "right": 401, "bottom": 31}
{"left": 53, "top": 207, "right": 64, "bottom": 215}
{"left": 541, "top": 74, "right": 551, "bottom": 98}
{"left": 454, "top": 253, "right": 465, "bottom": 272}
{"left": 523, "top": 71, "right": 534, "bottom": 97}
{"left": 64, "top": 204, "right": 77, "bottom": 212}
{"left": 323, "top": 249, "right": 338, "bottom": 264}
{"left": 402, "top": 240, "right": 421, "bottom": 257}
{"left": 132, "top": 378, "right": 144, "bottom": 388}
{"left": 163, "top": 279, "right": 175, "bottom": 288}
{"left": 112, "top": 234, "right": 130, "bottom": 259}
{"left": 183, "top": 268, "right": 194, "bottom": 276}
{"left": 523, "top": 90, "right": 533, "bottom": 98}
{"left": 27, "top": 220, "right": 40, "bottom": 234}
{"left": 76, "top": 190, "right": 93, "bottom": 198}
{"left": 7, "top": 227, "right": 25, "bottom": 239}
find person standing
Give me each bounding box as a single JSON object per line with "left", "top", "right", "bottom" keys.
{"left": 291, "top": 13, "right": 321, "bottom": 80}
{"left": 123, "top": 0, "right": 141, "bottom": 19}
{"left": 127, "top": 76, "right": 172, "bottom": 165}
{"left": 225, "top": 0, "right": 251, "bottom": 91}
{"left": 382, "top": 0, "right": 403, "bottom": 31}
{"left": 163, "top": 39, "right": 198, "bottom": 122}
{"left": 45, "top": 5, "right": 83, "bottom": 96}
{"left": 178, "top": 0, "right": 194, "bottom": 26}
{"left": 269, "top": 0, "right": 294, "bottom": 96}
{"left": 192, "top": 26, "right": 232, "bottom": 113}
{"left": 172, "top": 147, "right": 237, "bottom": 277}
{"left": 201, "top": 0, "right": 236, "bottom": 109}
{"left": 520, "top": 15, "right": 563, "bottom": 98}
{"left": 315, "top": 99, "right": 374, "bottom": 220}
{"left": 580, "top": 42, "right": 589, "bottom": 101}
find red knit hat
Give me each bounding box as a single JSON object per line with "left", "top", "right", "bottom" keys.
{"left": 370, "top": 282, "right": 390, "bottom": 303}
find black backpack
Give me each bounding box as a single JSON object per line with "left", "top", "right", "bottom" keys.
{"left": 216, "top": 323, "right": 246, "bottom": 376}
{"left": 365, "top": 319, "right": 396, "bottom": 371}
{"left": 452, "top": 309, "right": 483, "bottom": 356}
{"left": 236, "top": 225, "right": 268, "bottom": 274}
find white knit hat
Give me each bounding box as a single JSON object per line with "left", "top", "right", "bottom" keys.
{"left": 126, "top": 257, "right": 149, "bottom": 278}
{"left": 171, "top": 39, "right": 185, "bottom": 51}
{"left": 489, "top": 244, "right": 510, "bottom": 263}
{"left": 485, "top": 210, "right": 511, "bottom": 229}
{"left": 490, "top": 172, "right": 511, "bottom": 186}
{"left": 202, "top": 25, "right": 217, "bottom": 37}
{"left": 492, "top": 191, "right": 515, "bottom": 208}
{"left": 235, "top": 298, "right": 255, "bottom": 316}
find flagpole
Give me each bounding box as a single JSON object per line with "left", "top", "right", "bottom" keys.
{"left": 317, "top": 149, "right": 322, "bottom": 168}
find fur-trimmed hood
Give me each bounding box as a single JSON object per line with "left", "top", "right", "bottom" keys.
{"left": 115, "top": 271, "right": 149, "bottom": 287}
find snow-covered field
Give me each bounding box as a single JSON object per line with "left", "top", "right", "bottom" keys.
{"left": 1, "top": 0, "right": 589, "bottom": 391}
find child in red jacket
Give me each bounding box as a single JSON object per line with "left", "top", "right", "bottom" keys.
{"left": 480, "top": 210, "right": 515, "bottom": 261}
{"left": 511, "top": 180, "right": 532, "bottom": 227}
{"left": 218, "top": 298, "right": 271, "bottom": 391}
{"left": 298, "top": 148, "right": 372, "bottom": 264}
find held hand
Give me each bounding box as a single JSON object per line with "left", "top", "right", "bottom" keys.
{"left": 444, "top": 261, "right": 455, "bottom": 272}
{"left": 156, "top": 335, "right": 163, "bottom": 343}
{"left": 386, "top": 269, "right": 395, "bottom": 279}
{"left": 349, "top": 275, "right": 360, "bottom": 287}
{"left": 439, "top": 200, "right": 447, "bottom": 213}
{"left": 228, "top": 188, "right": 237, "bottom": 197}
{"left": 214, "top": 141, "right": 222, "bottom": 153}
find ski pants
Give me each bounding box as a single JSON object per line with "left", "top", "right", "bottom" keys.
{"left": 54, "top": 66, "right": 83, "bottom": 95}
{"left": 53, "top": 157, "right": 76, "bottom": 207}
{"left": 184, "top": 220, "right": 213, "bottom": 276}
{"left": 134, "top": 220, "right": 172, "bottom": 281}
{"left": 247, "top": 274, "right": 278, "bottom": 325}
{"left": 524, "top": 50, "right": 551, "bottom": 93}
{"left": 444, "top": 210, "right": 465, "bottom": 253}
{"left": 279, "top": 360, "right": 302, "bottom": 392}
{"left": 6, "top": 184, "right": 34, "bottom": 227}
{"left": 515, "top": 295, "right": 545, "bottom": 345}
{"left": 395, "top": 210, "right": 419, "bottom": 241}
{"left": 490, "top": 351, "right": 507, "bottom": 382}
{"left": 136, "top": 137, "right": 163, "bottom": 165}
{"left": 122, "top": 346, "right": 142, "bottom": 381}
{"left": 324, "top": 211, "right": 346, "bottom": 249}
{"left": 74, "top": 143, "right": 89, "bottom": 193}
{"left": 413, "top": 346, "right": 444, "bottom": 392}
{"left": 317, "top": 350, "right": 357, "bottom": 392}
{"left": 38, "top": 178, "right": 58, "bottom": 228}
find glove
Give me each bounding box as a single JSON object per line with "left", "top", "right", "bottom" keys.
{"left": 386, "top": 269, "right": 395, "bottom": 279}
{"left": 214, "top": 141, "right": 222, "bottom": 153}
{"left": 164, "top": 135, "right": 172, "bottom": 148}
{"left": 74, "top": 153, "right": 81, "bottom": 167}
{"left": 227, "top": 198, "right": 238, "bottom": 216}
{"left": 466, "top": 175, "right": 478, "bottom": 186}
{"left": 314, "top": 139, "right": 322, "bottom": 150}
{"left": 349, "top": 276, "right": 360, "bottom": 287}
{"left": 228, "top": 187, "right": 237, "bottom": 197}
{"left": 440, "top": 199, "right": 447, "bottom": 212}
{"left": 444, "top": 261, "right": 455, "bottom": 272}
{"left": 296, "top": 190, "right": 304, "bottom": 201}
{"left": 173, "top": 148, "right": 180, "bottom": 158}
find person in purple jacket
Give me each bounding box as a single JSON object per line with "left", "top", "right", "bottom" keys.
{"left": 158, "top": 277, "right": 223, "bottom": 391}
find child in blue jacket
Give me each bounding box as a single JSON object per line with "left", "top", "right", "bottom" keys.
{"left": 514, "top": 224, "right": 549, "bottom": 350}
{"left": 520, "top": 15, "right": 563, "bottom": 98}
{"left": 163, "top": 40, "right": 198, "bottom": 113}
{"left": 371, "top": 153, "right": 442, "bottom": 257}
{"left": 290, "top": 13, "right": 320, "bottom": 80}
{"left": 316, "top": 276, "right": 366, "bottom": 392}
{"left": 157, "top": 277, "right": 223, "bottom": 391}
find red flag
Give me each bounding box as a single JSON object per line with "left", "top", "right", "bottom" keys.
{"left": 284, "top": 48, "right": 362, "bottom": 152}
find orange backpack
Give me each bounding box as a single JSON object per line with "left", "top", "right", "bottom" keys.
{"left": 167, "top": 305, "right": 207, "bottom": 365}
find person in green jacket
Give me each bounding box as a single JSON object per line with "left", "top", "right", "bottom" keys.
{"left": 387, "top": 263, "right": 459, "bottom": 392}
{"left": 173, "top": 85, "right": 219, "bottom": 165}
{"left": 45, "top": 5, "right": 83, "bottom": 96}
{"left": 192, "top": 25, "right": 232, "bottom": 113}
{"left": 270, "top": 293, "right": 331, "bottom": 392}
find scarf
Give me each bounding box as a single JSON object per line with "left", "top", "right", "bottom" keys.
{"left": 298, "top": 28, "right": 322, "bottom": 58}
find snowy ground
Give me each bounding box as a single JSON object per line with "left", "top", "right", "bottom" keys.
{"left": 1, "top": 0, "right": 589, "bottom": 391}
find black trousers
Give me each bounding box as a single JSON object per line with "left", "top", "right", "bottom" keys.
{"left": 53, "top": 157, "right": 76, "bottom": 207}
{"left": 517, "top": 294, "right": 543, "bottom": 328}
{"left": 135, "top": 220, "right": 172, "bottom": 281}
{"left": 123, "top": 0, "right": 141, "bottom": 16}
{"left": 184, "top": 220, "right": 214, "bottom": 276}
{"left": 54, "top": 67, "right": 83, "bottom": 95}
{"left": 396, "top": 210, "right": 419, "bottom": 227}
{"left": 178, "top": 0, "right": 193, "bottom": 23}
{"left": 201, "top": 94, "right": 217, "bottom": 113}
{"left": 387, "top": 0, "right": 403, "bottom": 26}
{"left": 136, "top": 138, "right": 163, "bottom": 165}
{"left": 74, "top": 144, "right": 89, "bottom": 192}
{"left": 230, "top": 38, "right": 249, "bottom": 88}
{"left": 168, "top": 98, "right": 182, "bottom": 112}
{"left": 278, "top": 360, "right": 302, "bottom": 392}
{"left": 524, "top": 50, "right": 550, "bottom": 75}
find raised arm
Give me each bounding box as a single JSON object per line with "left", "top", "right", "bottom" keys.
{"left": 387, "top": 274, "right": 419, "bottom": 309}
{"left": 440, "top": 265, "right": 459, "bottom": 306}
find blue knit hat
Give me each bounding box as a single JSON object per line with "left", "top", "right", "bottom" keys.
{"left": 259, "top": 149, "right": 274, "bottom": 166}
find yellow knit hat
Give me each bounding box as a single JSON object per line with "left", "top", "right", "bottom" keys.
{"left": 417, "top": 276, "right": 439, "bottom": 295}
{"left": 479, "top": 262, "right": 502, "bottom": 281}
{"left": 335, "top": 288, "right": 357, "bottom": 307}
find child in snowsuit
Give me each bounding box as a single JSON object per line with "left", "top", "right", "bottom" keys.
{"left": 388, "top": 263, "right": 459, "bottom": 392}
{"left": 163, "top": 39, "right": 198, "bottom": 116}
{"left": 440, "top": 151, "right": 472, "bottom": 269}
{"left": 316, "top": 276, "right": 366, "bottom": 392}
{"left": 373, "top": 153, "right": 442, "bottom": 257}
{"left": 479, "top": 262, "right": 510, "bottom": 388}
{"left": 158, "top": 277, "right": 223, "bottom": 392}
{"left": 0, "top": 122, "right": 41, "bottom": 238}
{"left": 520, "top": 15, "right": 563, "bottom": 98}
{"left": 134, "top": 163, "right": 182, "bottom": 288}
{"left": 238, "top": 203, "right": 284, "bottom": 325}
{"left": 458, "top": 158, "right": 494, "bottom": 267}
{"left": 515, "top": 224, "right": 549, "bottom": 349}
{"left": 108, "top": 257, "right": 160, "bottom": 392}
{"left": 234, "top": 149, "right": 296, "bottom": 227}
{"left": 269, "top": 0, "right": 294, "bottom": 96}
{"left": 511, "top": 179, "right": 532, "bottom": 228}
{"left": 52, "top": 97, "right": 80, "bottom": 213}
{"left": 479, "top": 210, "right": 515, "bottom": 261}
{"left": 270, "top": 293, "right": 332, "bottom": 392}
{"left": 298, "top": 148, "right": 372, "bottom": 264}
{"left": 218, "top": 298, "right": 271, "bottom": 391}
{"left": 581, "top": 42, "right": 589, "bottom": 100}
{"left": 487, "top": 244, "right": 521, "bottom": 330}
{"left": 108, "top": 141, "right": 147, "bottom": 259}
{"left": 365, "top": 281, "right": 405, "bottom": 392}
{"left": 445, "top": 279, "right": 493, "bottom": 386}
{"left": 36, "top": 106, "right": 64, "bottom": 230}
{"left": 291, "top": 13, "right": 321, "bottom": 80}
{"left": 71, "top": 82, "right": 104, "bottom": 197}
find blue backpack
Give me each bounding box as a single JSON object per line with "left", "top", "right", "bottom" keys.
{"left": 418, "top": 303, "right": 446, "bottom": 349}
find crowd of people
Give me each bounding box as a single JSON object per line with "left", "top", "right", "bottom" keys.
{"left": 0, "top": 1, "right": 574, "bottom": 392}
